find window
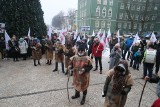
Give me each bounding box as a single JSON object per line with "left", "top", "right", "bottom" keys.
{"left": 101, "top": 21, "right": 105, "bottom": 28}
{"left": 128, "top": 23, "right": 131, "bottom": 29}
{"left": 103, "top": 0, "right": 107, "bottom": 5}
{"left": 131, "top": 5, "right": 135, "bottom": 10}
{"left": 107, "top": 21, "right": 111, "bottom": 28}
{"left": 147, "top": 6, "right": 151, "bottom": 11}
{"left": 152, "top": 15, "right": 156, "bottom": 20}
{"left": 109, "top": 0, "right": 113, "bottom": 6}
{"left": 96, "top": 6, "right": 100, "bottom": 16}
{"left": 108, "top": 8, "right": 112, "bottom": 17}
{"left": 123, "top": 23, "right": 127, "bottom": 29}
{"left": 97, "top": 0, "right": 101, "bottom": 4}
{"left": 137, "top": 5, "right": 140, "bottom": 11}
{"left": 142, "top": 6, "right": 145, "bottom": 11}
{"left": 140, "top": 16, "right": 144, "bottom": 21}
{"left": 127, "top": 3, "right": 130, "bottom": 10}
{"left": 120, "top": 3, "right": 124, "bottom": 9}
{"left": 85, "top": 0, "right": 87, "bottom": 6}
{"left": 95, "top": 20, "right": 99, "bottom": 28}
{"left": 130, "top": 14, "right": 134, "bottom": 19}
{"left": 119, "top": 13, "right": 123, "bottom": 19}
{"left": 84, "top": 10, "right": 86, "bottom": 17}
{"left": 134, "top": 23, "right": 137, "bottom": 29}
{"left": 135, "top": 15, "right": 139, "bottom": 20}
{"left": 125, "top": 13, "right": 128, "bottom": 20}
{"left": 139, "top": 24, "right": 142, "bottom": 31}
{"left": 118, "top": 23, "right": 122, "bottom": 28}
{"left": 144, "top": 24, "right": 147, "bottom": 29}
{"left": 102, "top": 7, "right": 106, "bottom": 17}
{"left": 145, "top": 16, "right": 149, "bottom": 21}
{"left": 154, "top": 6, "right": 158, "bottom": 10}
{"left": 150, "top": 24, "right": 154, "bottom": 30}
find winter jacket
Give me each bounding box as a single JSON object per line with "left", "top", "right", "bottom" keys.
{"left": 92, "top": 42, "right": 104, "bottom": 57}
{"left": 125, "top": 38, "right": 134, "bottom": 49}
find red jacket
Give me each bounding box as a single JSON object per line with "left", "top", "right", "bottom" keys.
{"left": 152, "top": 98, "right": 160, "bottom": 107}
{"left": 92, "top": 42, "right": 104, "bottom": 57}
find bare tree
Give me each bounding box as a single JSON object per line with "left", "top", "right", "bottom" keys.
{"left": 67, "top": 9, "right": 76, "bottom": 30}
{"left": 52, "top": 11, "right": 64, "bottom": 29}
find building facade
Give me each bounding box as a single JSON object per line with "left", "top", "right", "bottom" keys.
{"left": 77, "top": 0, "right": 160, "bottom": 35}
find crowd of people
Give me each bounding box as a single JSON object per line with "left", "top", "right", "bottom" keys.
{"left": 0, "top": 32, "right": 160, "bottom": 106}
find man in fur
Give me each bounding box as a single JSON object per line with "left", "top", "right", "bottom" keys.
{"left": 53, "top": 40, "right": 65, "bottom": 73}
{"left": 68, "top": 46, "right": 93, "bottom": 105}
{"left": 64, "top": 42, "right": 76, "bottom": 75}
{"left": 31, "top": 38, "right": 42, "bottom": 66}
{"left": 102, "top": 60, "right": 134, "bottom": 107}
{"left": 45, "top": 39, "right": 53, "bottom": 65}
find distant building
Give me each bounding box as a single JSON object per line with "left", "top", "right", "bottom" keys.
{"left": 77, "top": 0, "right": 160, "bottom": 35}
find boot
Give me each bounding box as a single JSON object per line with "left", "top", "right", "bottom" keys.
{"left": 80, "top": 95, "right": 86, "bottom": 105}
{"left": 49, "top": 60, "right": 52, "bottom": 65}
{"left": 93, "top": 68, "right": 98, "bottom": 71}
{"left": 53, "top": 62, "right": 58, "bottom": 72}
{"left": 70, "top": 71, "right": 73, "bottom": 76}
{"left": 38, "top": 60, "right": 41, "bottom": 66}
{"left": 34, "top": 60, "right": 37, "bottom": 66}
{"left": 46, "top": 60, "right": 49, "bottom": 64}
{"left": 65, "top": 69, "right": 68, "bottom": 75}
{"left": 100, "top": 70, "right": 102, "bottom": 74}
{"left": 71, "top": 90, "right": 80, "bottom": 99}
{"left": 80, "top": 90, "right": 87, "bottom": 105}
{"left": 61, "top": 62, "right": 65, "bottom": 73}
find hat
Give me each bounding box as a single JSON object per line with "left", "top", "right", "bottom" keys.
{"left": 117, "top": 64, "right": 126, "bottom": 72}
{"left": 78, "top": 45, "right": 85, "bottom": 51}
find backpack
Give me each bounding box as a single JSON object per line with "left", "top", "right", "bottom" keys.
{"left": 144, "top": 49, "right": 157, "bottom": 64}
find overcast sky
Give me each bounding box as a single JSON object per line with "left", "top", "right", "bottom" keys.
{"left": 40, "top": 0, "right": 78, "bottom": 25}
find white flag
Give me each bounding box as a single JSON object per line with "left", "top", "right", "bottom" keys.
{"left": 76, "top": 35, "right": 80, "bottom": 42}
{"left": 107, "top": 28, "right": 111, "bottom": 38}
{"left": 100, "top": 30, "right": 105, "bottom": 43}
{"left": 150, "top": 32, "right": 157, "bottom": 43}
{"left": 27, "top": 28, "right": 31, "bottom": 39}
{"left": 97, "top": 29, "right": 102, "bottom": 38}
{"left": 92, "top": 30, "right": 95, "bottom": 36}
{"left": 58, "top": 30, "right": 65, "bottom": 45}
{"left": 117, "top": 30, "right": 120, "bottom": 43}
{"left": 74, "top": 29, "right": 78, "bottom": 39}
{"left": 133, "top": 32, "right": 140, "bottom": 45}
{"left": 47, "top": 25, "right": 52, "bottom": 40}
{"left": 5, "top": 31, "right": 11, "bottom": 50}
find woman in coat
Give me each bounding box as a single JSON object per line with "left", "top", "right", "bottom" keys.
{"left": 109, "top": 43, "right": 122, "bottom": 70}
{"left": 18, "top": 38, "right": 28, "bottom": 60}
